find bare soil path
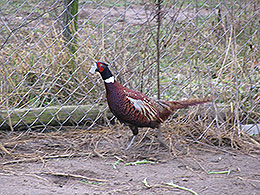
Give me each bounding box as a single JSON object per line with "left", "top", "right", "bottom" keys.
{"left": 0, "top": 126, "right": 259, "bottom": 195}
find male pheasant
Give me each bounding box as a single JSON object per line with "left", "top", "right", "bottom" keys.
{"left": 89, "top": 62, "right": 211, "bottom": 150}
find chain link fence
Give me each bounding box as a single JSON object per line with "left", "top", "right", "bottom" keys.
{"left": 0, "top": 0, "right": 259, "bottom": 135}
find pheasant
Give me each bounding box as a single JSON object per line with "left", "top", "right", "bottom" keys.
{"left": 89, "top": 62, "right": 211, "bottom": 150}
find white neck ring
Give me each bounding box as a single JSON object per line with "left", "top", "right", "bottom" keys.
{"left": 104, "top": 76, "right": 115, "bottom": 83}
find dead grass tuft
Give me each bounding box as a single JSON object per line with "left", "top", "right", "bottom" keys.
{"left": 0, "top": 111, "right": 259, "bottom": 165}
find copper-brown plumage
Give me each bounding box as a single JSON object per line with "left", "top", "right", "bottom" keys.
{"left": 90, "top": 62, "right": 211, "bottom": 149}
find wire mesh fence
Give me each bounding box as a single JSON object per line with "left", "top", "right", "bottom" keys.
{"left": 0, "top": 0, "right": 259, "bottom": 136}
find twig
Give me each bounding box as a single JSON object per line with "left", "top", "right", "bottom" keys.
{"left": 164, "top": 181, "right": 199, "bottom": 195}
{"left": 1, "top": 153, "right": 90, "bottom": 165}
{"left": 143, "top": 178, "right": 151, "bottom": 189}
{"left": 208, "top": 169, "right": 231, "bottom": 175}
{"left": 136, "top": 129, "right": 150, "bottom": 146}
{"left": 236, "top": 176, "right": 260, "bottom": 183}
{"left": 41, "top": 171, "right": 106, "bottom": 182}
{"left": 0, "top": 172, "right": 49, "bottom": 182}
{"left": 0, "top": 142, "right": 11, "bottom": 155}
{"left": 93, "top": 149, "right": 105, "bottom": 159}
{"left": 112, "top": 158, "right": 123, "bottom": 170}
{"left": 191, "top": 157, "right": 208, "bottom": 174}
{"left": 26, "top": 173, "right": 49, "bottom": 182}
{"left": 81, "top": 180, "right": 105, "bottom": 185}
{"left": 124, "top": 160, "right": 155, "bottom": 166}
{"left": 6, "top": 94, "right": 14, "bottom": 134}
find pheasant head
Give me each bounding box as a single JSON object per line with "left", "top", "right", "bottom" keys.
{"left": 89, "top": 62, "right": 115, "bottom": 83}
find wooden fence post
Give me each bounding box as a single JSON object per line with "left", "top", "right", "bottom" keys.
{"left": 63, "top": 0, "right": 79, "bottom": 71}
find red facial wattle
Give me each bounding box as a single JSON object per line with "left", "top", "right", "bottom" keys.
{"left": 96, "top": 62, "right": 104, "bottom": 72}
{"left": 98, "top": 66, "right": 104, "bottom": 72}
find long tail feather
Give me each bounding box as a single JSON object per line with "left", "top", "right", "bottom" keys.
{"left": 169, "top": 97, "right": 211, "bottom": 111}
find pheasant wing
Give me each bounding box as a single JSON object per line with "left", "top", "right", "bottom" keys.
{"left": 123, "top": 87, "right": 164, "bottom": 123}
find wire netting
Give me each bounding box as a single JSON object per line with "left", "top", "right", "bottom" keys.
{"left": 0, "top": 0, "right": 259, "bottom": 136}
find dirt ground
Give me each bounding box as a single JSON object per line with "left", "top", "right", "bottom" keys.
{"left": 0, "top": 125, "right": 260, "bottom": 195}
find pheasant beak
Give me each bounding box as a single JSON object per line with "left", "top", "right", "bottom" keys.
{"left": 89, "top": 64, "right": 97, "bottom": 74}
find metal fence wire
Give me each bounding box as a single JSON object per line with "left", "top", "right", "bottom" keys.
{"left": 0, "top": 0, "right": 259, "bottom": 135}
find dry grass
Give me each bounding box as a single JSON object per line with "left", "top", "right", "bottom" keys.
{"left": 0, "top": 1, "right": 259, "bottom": 158}
{"left": 1, "top": 106, "right": 259, "bottom": 165}
{"left": 1, "top": 2, "right": 259, "bottom": 109}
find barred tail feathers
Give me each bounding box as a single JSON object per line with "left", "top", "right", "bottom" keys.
{"left": 168, "top": 97, "right": 211, "bottom": 111}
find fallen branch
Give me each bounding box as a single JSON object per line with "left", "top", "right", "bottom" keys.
{"left": 41, "top": 171, "right": 106, "bottom": 182}
{"left": 0, "top": 105, "right": 112, "bottom": 130}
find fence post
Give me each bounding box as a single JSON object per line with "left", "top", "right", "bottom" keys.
{"left": 63, "top": 0, "right": 79, "bottom": 71}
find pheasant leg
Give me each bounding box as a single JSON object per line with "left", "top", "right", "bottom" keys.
{"left": 157, "top": 127, "right": 169, "bottom": 149}
{"left": 125, "top": 135, "right": 136, "bottom": 150}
